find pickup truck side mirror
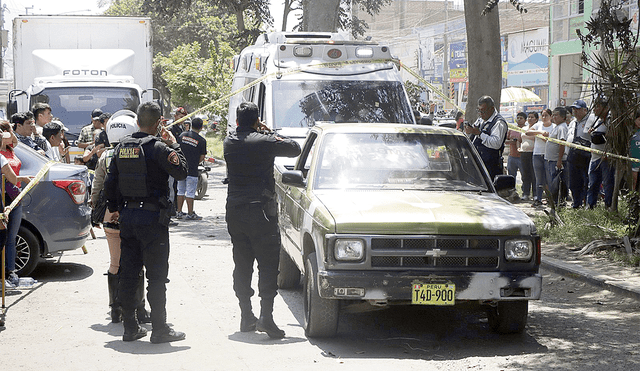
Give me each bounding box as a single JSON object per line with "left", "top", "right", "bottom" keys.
{"left": 493, "top": 174, "right": 515, "bottom": 192}
{"left": 282, "top": 170, "right": 306, "bottom": 188}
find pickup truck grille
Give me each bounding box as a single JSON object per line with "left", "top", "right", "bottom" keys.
{"left": 369, "top": 237, "right": 500, "bottom": 269}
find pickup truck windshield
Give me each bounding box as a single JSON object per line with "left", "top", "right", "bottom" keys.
{"left": 272, "top": 80, "right": 413, "bottom": 128}
{"left": 315, "top": 132, "right": 489, "bottom": 191}
{"left": 31, "top": 87, "right": 140, "bottom": 138}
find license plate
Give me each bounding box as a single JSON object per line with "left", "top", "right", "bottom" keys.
{"left": 412, "top": 283, "right": 455, "bottom": 305}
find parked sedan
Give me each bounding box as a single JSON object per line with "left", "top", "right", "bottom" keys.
{"left": 275, "top": 123, "right": 541, "bottom": 337}
{"left": 12, "top": 143, "right": 91, "bottom": 275}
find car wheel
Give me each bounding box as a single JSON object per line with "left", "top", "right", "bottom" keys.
{"left": 277, "top": 247, "right": 300, "bottom": 289}
{"left": 194, "top": 173, "right": 208, "bottom": 200}
{"left": 486, "top": 301, "right": 528, "bottom": 334}
{"left": 14, "top": 226, "right": 40, "bottom": 276}
{"left": 303, "top": 253, "right": 339, "bottom": 337}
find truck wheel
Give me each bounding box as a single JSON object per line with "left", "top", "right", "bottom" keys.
{"left": 277, "top": 247, "right": 300, "bottom": 289}
{"left": 194, "top": 173, "right": 208, "bottom": 200}
{"left": 303, "top": 253, "right": 339, "bottom": 337}
{"left": 486, "top": 301, "right": 528, "bottom": 334}
{"left": 14, "top": 226, "right": 40, "bottom": 277}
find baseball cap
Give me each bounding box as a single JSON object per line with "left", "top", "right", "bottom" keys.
{"left": 91, "top": 108, "right": 104, "bottom": 119}
{"left": 176, "top": 107, "right": 187, "bottom": 115}
{"left": 570, "top": 99, "right": 587, "bottom": 109}
{"left": 52, "top": 119, "right": 69, "bottom": 132}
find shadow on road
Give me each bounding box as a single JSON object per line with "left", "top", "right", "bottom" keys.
{"left": 280, "top": 286, "right": 547, "bottom": 361}
{"left": 228, "top": 331, "right": 307, "bottom": 345}
{"left": 31, "top": 261, "right": 93, "bottom": 282}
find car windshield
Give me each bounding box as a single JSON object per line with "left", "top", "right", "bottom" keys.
{"left": 31, "top": 87, "right": 140, "bottom": 137}
{"left": 272, "top": 80, "right": 413, "bottom": 128}
{"left": 314, "top": 132, "right": 489, "bottom": 191}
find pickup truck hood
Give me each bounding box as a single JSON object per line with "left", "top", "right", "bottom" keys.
{"left": 315, "top": 190, "right": 534, "bottom": 236}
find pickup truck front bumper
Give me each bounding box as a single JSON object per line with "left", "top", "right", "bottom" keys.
{"left": 317, "top": 270, "right": 542, "bottom": 301}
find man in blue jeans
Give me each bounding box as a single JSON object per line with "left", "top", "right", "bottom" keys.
{"left": 566, "top": 100, "right": 593, "bottom": 208}
{"left": 585, "top": 99, "right": 614, "bottom": 209}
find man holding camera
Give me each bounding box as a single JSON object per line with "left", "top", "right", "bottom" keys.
{"left": 464, "top": 95, "right": 509, "bottom": 181}
{"left": 224, "top": 102, "right": 301, "bottom": 339}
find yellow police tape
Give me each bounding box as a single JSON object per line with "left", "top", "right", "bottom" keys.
{"left": 505, "top": 122, "right": 640, "bottom": 163}
{"left": 161, "top": 56, "right": 640, "bottom": 164}
{"left": 0, "top": 161, "right": 55, "bottom": 223}
{"left": 164, "top": 58, "right": 401, "bottom": 130}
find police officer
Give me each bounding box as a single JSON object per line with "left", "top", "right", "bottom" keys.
{"left": 104, "top": 101, "right": 188, "bottom": 343}
{"left": 224, "top": 102, "right": 301, "bottom": 339}
{"left": 465, "top": 95, "right": 509, "bottom": 181}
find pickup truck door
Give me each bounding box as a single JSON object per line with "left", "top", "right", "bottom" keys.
{"left": 282, "top": 132, "right": 318, "bottom": 260}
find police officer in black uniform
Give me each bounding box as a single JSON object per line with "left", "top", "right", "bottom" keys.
{"left": 465, "top": 95, "right": 509, "bottom": 181}
{"left": 104, "top": 101, "right": 188, "bottom": 343}
{"left": 224, "top": 102, "right": 301, "bottom": 339}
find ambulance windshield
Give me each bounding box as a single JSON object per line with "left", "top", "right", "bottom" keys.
{"left": 272, "top": 80, "right": 413, "bottom": 128}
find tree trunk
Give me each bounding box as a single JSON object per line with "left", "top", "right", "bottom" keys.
{"left": 236, "top": 9, "right": 246, "bottom": 33}
{"left": 463, "top": 0, "right": 502, "bottom": 123}
{"left": 302, "top": 0, "right": 340, "bottom": 32}
{"left": 282, "top": 0, "right": 293, "bottom": 31}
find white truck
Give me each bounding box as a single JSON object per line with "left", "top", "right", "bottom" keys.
{"left": 227, "top": 32, "right": 415, "bottom": 141}
{"left": 9, "top": 16, "right": 158, "bottom": 149}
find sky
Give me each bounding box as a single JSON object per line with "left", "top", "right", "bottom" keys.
{"left": 3, "top": 0, "right": 105, "bottom": 20}
{"left": 3, "top": 1, "right": 295, "bottom": 31}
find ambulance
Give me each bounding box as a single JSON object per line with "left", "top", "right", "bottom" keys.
{"left": 226, "top": 32, "right": 415, "bottom": 139}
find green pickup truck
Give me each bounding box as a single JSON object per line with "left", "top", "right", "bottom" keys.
{"left": 275, "top": 123, "right": 541, "bottom": 337}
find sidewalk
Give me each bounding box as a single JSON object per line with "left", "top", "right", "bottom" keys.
{"left": 516, "top": 200, "right": 640, "bottom": 302}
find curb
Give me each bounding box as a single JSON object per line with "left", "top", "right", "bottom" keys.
{"left": 541, "top": 256, "right": 640, "bottom": 302}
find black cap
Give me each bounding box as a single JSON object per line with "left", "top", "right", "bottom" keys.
{"left": 91, "top": 108, "right": 104, "bottom": 119}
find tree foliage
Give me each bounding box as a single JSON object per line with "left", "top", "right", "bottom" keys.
{"left": 292, "top": 0, "right": 391, "bottom": 37}
{"left": 103, "top": 0, "right": 238, "bottom": 116}
{"left": 576, "top": 0, "right": 640, "bottom": 213}
{"left": 155, "top": 41, "right": 234, "bottom": 125}
{"left": 139, "top": 0, "right": 270, "bottom": 47}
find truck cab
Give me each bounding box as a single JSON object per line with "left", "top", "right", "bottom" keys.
{"left": 9, "top": 16, "right": 158, "bottom": 156}
{"left": 227, "top": 32, "right": 415, "bottom": 146}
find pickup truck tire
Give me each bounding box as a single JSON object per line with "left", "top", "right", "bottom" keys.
{"left": 486, "top": 301, "right": 528, "bottom": 334}
{"left": 277, "top": 248, "right": 300, "bottom": 289}
{"left": 303, "top": 253, "right": 339, "bottom": 337}
{"left": 15, "top": 226, "right": 40, "bottom": 276}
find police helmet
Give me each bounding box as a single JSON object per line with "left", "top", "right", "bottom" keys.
{"left": 106, "top": 110, "right": 138, "bottom": 144}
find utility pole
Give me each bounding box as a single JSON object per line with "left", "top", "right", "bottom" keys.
{"left": 443, "top": 0, "right": 449, "bottom": 108}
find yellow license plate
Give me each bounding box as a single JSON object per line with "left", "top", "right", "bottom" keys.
{"left": 412, "top": 283, "right": 455, "bottom": 305}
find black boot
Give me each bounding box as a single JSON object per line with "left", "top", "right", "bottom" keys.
{"left": 107, "top": 272, "right": 122, "bottom": 323}
{"left": 239, "top": 298, "right": 257, "bottom": 332}
{"left": 135, "top": 270, "right": 151, "bottom": 324}
{"left": 122, "top": 310, "right": 147, "bottom": 342}
{"left": 256, "top": 299, "right": 285, "bottom": 339}
{"left": 150, "top": 324, "right": 186, "bottom": 344}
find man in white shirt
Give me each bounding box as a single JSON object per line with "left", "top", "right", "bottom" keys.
{"left": 464, "top": 95, "right": 508, "bottom": 181}
{"left": 42, "top": 121, "right": 64, "bottom": 161}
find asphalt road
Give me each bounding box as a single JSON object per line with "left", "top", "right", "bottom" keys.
{"left": 1, "top": 165, "right": 639, "bottom": 371}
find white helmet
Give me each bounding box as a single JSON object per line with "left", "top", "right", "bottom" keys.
{"left": 106, "top": 110, "right": 138, "bottom": 144}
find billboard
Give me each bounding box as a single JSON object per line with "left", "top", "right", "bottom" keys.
{"left": 507, "top": 27, "right": 549, "bottom": 87}
{"left": 449, "top": 41, "right": 467, "bottom": 83}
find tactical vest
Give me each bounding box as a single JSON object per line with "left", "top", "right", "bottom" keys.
{"left": 115, "top": 136, "right": 159, "bottom": 199}
{"left": 473, "top": 115, "right": 507, "bottom": 163}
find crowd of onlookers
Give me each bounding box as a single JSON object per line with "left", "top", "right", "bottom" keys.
{"left": 506, "top": 97, "right": 624, "bottom": 210}
{"left": 3, "top": 102, "right": 208, "bottom": 287}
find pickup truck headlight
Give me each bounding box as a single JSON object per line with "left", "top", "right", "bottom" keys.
{"left": 505, "top": 240, "right": 533, "bottom": 261}
{"left": 334, "top": 239, "right": 364, "bottom": 261}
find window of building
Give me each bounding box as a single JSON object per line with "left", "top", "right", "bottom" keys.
{"left": 552, "top": 0, "right": 585, "bottom": 43}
